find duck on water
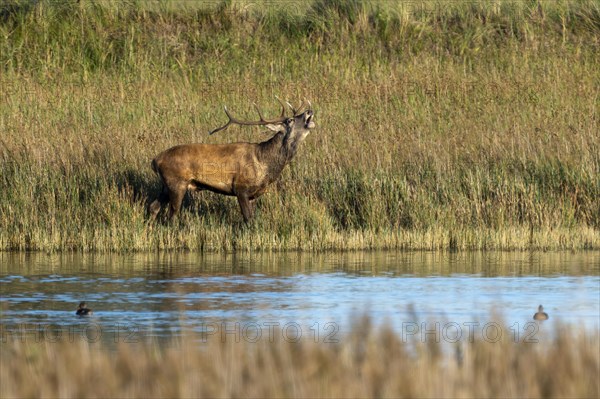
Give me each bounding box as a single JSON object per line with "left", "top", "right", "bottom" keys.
{"left": 533, "top": 305, "right": 548, "bottom": 321}
{"left": 76, "top": 302, "right": 93, "bottom": 316}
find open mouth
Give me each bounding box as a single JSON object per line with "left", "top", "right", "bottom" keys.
{"left": 306, "top": 113, "right": 315, "bottom": 128}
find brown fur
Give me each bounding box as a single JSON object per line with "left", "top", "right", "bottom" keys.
{"left": 149, "top": 109, "right": 315, "bottom": 222}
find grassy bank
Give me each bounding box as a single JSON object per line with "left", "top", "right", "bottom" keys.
{"left": 1, "top": 319, "right": 598, "bottom": 398}
{"left": 0, "top": 0, "right": 599, "bottom": 251}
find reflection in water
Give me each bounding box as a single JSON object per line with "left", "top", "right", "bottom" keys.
{"left": 1, "top": 251, "right": 599, "bottom": 343}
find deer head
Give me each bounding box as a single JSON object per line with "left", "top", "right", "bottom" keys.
{"left": 210, "top": 99, "right": 315, "bottom": 161}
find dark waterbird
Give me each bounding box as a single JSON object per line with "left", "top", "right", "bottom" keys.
{"left": 533, "top": 305, "right": 548, "bottom": 321}
{"left": 76, "top": 302, "right": 93, "bottom": 316}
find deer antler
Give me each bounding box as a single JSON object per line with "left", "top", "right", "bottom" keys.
{"left": 209, "top": 99, "right": 288, "bottom": 135}
{"left": 285, "top": 100, "right": 306, "bottom": 117}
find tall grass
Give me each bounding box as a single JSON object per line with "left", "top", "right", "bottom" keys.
{"left": 1, "top": 319, "right": 598, "bottom": 398}
{"left": 0, "top": 0, "right": 599, "bottom": 251}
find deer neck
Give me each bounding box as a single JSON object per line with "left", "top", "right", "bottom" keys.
{"left": 257, "top": 133, "right": 290, "bottom": 181}
{"left": 282, "top": 129, "right": 309, "bottom": 162}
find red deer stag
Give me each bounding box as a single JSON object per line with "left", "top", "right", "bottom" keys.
{"left": 149, "top": 100, "right": 315, "bottom": 222}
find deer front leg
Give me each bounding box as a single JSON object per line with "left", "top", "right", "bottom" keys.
{"left": 237, "top": 194, "right": 254, "bottom": 223}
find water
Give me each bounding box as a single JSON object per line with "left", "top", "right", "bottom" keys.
{"left": 1, "top": 251, "right": 599, "bottom": 345}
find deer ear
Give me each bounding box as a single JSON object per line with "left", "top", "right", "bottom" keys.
{"left": 266, "top": 124, "right": 286, "bottom": 133}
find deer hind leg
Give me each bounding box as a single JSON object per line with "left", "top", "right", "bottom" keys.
{"left": 237, "top": 194, "right": 254, "bottom": 223}
{"left": 167, "top": 184, "right": 187, "bottom": 220}
{"left": 149, "top": 186, "right": 169, "bottom": 220}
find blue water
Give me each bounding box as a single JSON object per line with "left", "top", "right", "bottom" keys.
{"left": 1, "top": 251, "right": 598, "bottom": 344}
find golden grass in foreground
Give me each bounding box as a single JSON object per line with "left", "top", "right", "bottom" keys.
{"left": 1, "top": 321, "right": 598, "bottom": 398}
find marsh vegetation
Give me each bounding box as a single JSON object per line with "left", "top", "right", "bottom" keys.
{"left": 1, "top": 318, "right": 598, "bottom": 398}
{"left": 0, "top": 0, "right": 598, "bottom": 251}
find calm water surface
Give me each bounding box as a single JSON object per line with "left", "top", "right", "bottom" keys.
{"left": 1, "top": 251, "right": 598, "bottom": 343}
